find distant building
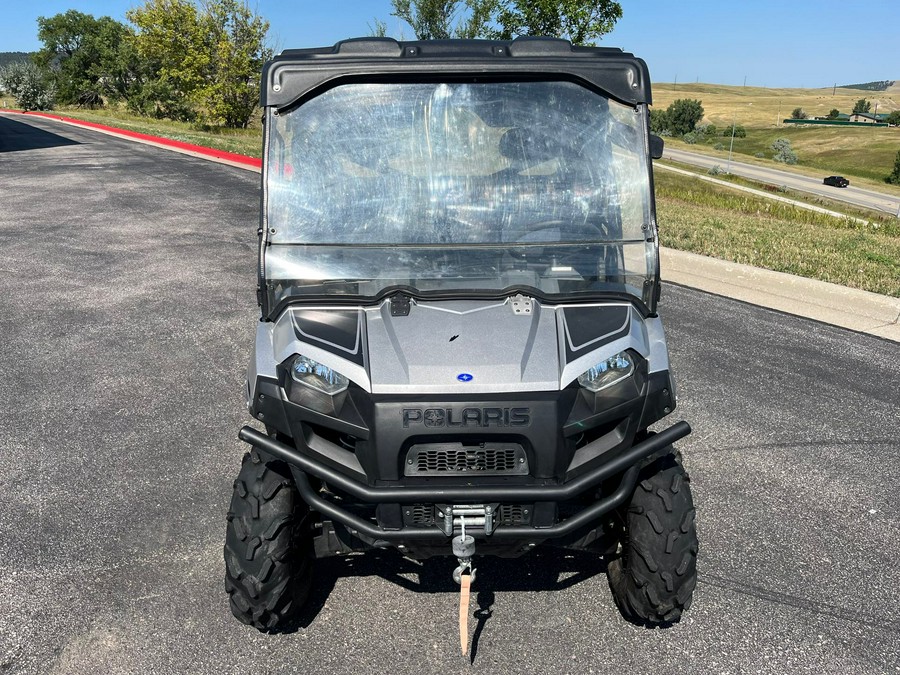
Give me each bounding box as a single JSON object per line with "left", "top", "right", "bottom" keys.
{"left": 848, "top": 112, "right": 889, "bottom": 123}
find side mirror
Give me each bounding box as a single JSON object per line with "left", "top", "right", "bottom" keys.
{"left": 649, "top": 134, "right": 664, "bottom": 160}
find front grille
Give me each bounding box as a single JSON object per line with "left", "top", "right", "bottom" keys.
{"left": 404, "top": 442, "right": 529, "bottom": 476}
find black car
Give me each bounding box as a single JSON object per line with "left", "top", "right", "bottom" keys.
{"left": 824, "top": 175, "right": 849, "bottom": 187}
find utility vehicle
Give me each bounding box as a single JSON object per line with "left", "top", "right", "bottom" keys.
{"left": 225, "top": 37, "right": 698, "bottom": 634}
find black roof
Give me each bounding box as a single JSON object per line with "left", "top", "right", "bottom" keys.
{"left": 261, "top": 37, "right": 652, "bottom": 109}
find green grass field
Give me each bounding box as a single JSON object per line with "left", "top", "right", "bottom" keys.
{"left": 655, "top": 170, "right": 900, "bottom": 296}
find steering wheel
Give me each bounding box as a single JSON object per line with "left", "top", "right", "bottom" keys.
{"left": 503, "top": 218, "right": 609, "bottom": 244}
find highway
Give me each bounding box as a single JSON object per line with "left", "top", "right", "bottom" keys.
{"left": 1, "top": 113, "right": 899, "bottom": 674}
{"left": 664, "top": 147, "right": 900, "bottom": 216}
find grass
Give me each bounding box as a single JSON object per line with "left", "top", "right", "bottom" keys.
{"left": 51, "top": 105, "right": 264, "bottom": 158}
{"left": 655, "top": 170, "right": 900, "bottom": 297}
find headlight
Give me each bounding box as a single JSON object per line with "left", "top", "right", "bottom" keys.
{"left": 290, "top": 354, "right": 349, "bottom": 395}
{"left": 577, "top": 351, "right": 634, "bottom": 392}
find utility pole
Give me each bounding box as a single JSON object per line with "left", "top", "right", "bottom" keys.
{"left": 727, "top": 110, "right": 737, "bottom": 174}
{"left": 776, "top": 99, "right": 781, "bottom": 127}
{"left": 674, "top": 74, "right": 677, "bottom": 91}
{"left": 743, "top": 75, "right": 747, "bottom": 88}
{"left": 833, "top": 83, "right": 836, "bottom": 96}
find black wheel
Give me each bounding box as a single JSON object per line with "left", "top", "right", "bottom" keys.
{"left": 607, "top": 450, "right": 698, "bottom": 625}
{"left": 224, "top": 448, "right": 314, "bottom": 632}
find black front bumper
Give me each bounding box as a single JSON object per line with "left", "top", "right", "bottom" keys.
{"left": 239, "top": 421, "right": 690, "bottom": 543}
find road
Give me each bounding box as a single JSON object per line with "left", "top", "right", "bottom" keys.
{"left": 664, "top": 147, "right": 900, "bottom": 216}
{"left": 2, "top": 113, "right": 899, "bottom": 674}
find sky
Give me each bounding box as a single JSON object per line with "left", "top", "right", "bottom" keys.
{"left": 1, "top": 0, "right": 898, "bottom": 89}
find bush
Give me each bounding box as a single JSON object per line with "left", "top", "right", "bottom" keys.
{"left": 886, "top": 150, "right": 900, "bottom": 185}
{"left": 772, "top": 138, "right": 797, "bottom": 164}
{"left": 707, "top": 165, "right": 724, "bottom": 176}
{"left": 754, "top": 151, "right": 765, "bottom": 158}
{"left": 0, "top": 61, "right": 56, "bottom": 110}
{"left": 649, "top": 108, "right": 669, "bottom": 135}
{"left": 722, "top": 124, "right": 746, "bottom": 138}
{"left": 791, "top": 107, "right": 808, "bottom": 120}
{"left": 695, "top": 122, "right": 717, "bottom": 137}
{"left": 713, "top": 142, "right": 724, "bottom": 150}
{"left": 682, "top": 132, "right": 697, "bottom": 144}
{"left": 666, "top": 98, "right": 704, "bottom": 135}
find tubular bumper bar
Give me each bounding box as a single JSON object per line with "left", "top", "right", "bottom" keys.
{"left": 238, "top": 421, "right": 690, "bottom": 504}
{"left": 238, "top": 421, "right": 691, "bottom": 542}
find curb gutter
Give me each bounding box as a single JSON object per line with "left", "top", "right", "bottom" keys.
{"left": 661, "top": 248, "right": 900, "bottom": 342}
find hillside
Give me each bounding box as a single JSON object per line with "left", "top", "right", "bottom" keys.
{"left": 652, "top": 82, "right": 899, "bottom": 128}
{"left": 652, "top": 82, "right": 900, "bottom": 188}
{"left": 0, "top": 52, "right": 32, "bottom": 69}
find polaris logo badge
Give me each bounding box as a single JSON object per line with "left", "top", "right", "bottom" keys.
{"left": 457, "top": 373, "right": 474, "bottom": 382}
{"left": 402, "top": 407, "right": 531, "bottom": 428}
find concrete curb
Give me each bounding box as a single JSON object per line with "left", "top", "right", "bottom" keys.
{"left": 660, "top": 248, "right": 900, "bottom": 342}
{"left": 5, "top": 110, "right": 897, "bottom": 343}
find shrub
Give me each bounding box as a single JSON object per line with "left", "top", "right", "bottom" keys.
{"left": 666, "top": 99, "right": 704, "bottom": 135}
{"left": 0, "top": 61, "right": 56, "bottom": 110}
{"left": 827, "top": 108, "right": 840, "bottom": 120}
{"left": 713, "top": 142, "right": 724, "bottom": 150}
{"left": 682, "top": 132, "right": 697, "bottom": 144}
{"left": 649, "top": 108, "right": 670, "bottom": 135}
{"left": 754, "top": 151, "right": 765, "bottom": 158}
{"left": 886, "top": 150, "right": 900, "bottom": 185}
{"left": 772, "top": 138, "right": 797, "bottom": 164}
{"left": 707, "top": 165, "right": 724, "bottom": 176}
{"left": 722, "top": 124, "right": 746, "bottom": 138}
{"left": 791, "top": 107, "right": 808, "bottom": 119}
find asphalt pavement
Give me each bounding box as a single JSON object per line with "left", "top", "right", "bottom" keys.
{"left": 1, "top": 113, "right": 899, "bottom": 674}
{"left": 664, "top": 147, "right": 900, "bottom": 216}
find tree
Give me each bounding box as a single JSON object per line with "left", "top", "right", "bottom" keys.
{"left": 790, "top": 107, "right": 807, "bottom": 120}
{"left": 35, "top": 10, "right": 138, "bottom": 106}
{"left": 772, "top": 138, "right": 797, "bottom": 164}
{"left": 127, "top": 0, "right": 208, "bottom": 120}
{"left": 885, "top": 110, "right": 900, "bottom": 126}
{"left": 0, "top": 61, "right": 56, "bottom": 110}
{"left": 390, "top": 0, "right": 496, "bottom": 39}
{"left": 665, "top": 99, "right": 704, "bottom": 136}
{"left": 200, "top": 0, "right": 271, "bottom": 128}
{"left": 852, "top": 98, "right": 871, "bottom": 114}
{"left": 827, "top": 108, "right": 840, "bottom": 119}
{"left": 128, "top": 0, "right": 270, "bottom": 127}
{"left": 886, "top": 150, "right": 900, "bottom": 185}
{"left": 384, "top": 0, "right": 623, "bottom": 46}
{"left": 492, "top": 0, "right": 622, "bottom": 45}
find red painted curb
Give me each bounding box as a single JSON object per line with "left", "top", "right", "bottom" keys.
{"left": 0, "top": 108, "right": 262, "bottom": 169}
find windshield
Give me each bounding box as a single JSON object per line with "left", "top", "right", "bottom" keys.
{"left": 264, "top": 80, "right": 657, "bottom": 309}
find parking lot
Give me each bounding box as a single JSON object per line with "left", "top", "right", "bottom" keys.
{"left": 1, "top": 113, "right": 898, "bottom": 674}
